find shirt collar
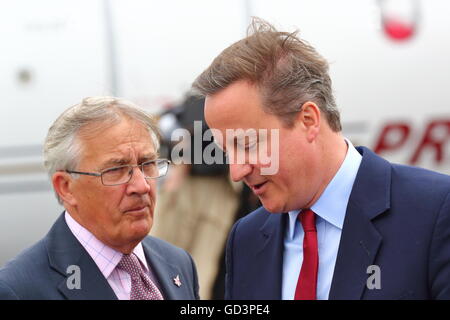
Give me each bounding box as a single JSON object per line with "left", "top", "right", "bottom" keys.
{"left": 287, "top": 139, "right": 362, "bottom": 239}
{"left": 64, "top": 211, "right": 149, "bottom": 278}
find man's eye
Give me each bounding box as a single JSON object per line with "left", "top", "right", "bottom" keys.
{"left": 104, "top": 166, "right": 129, "bottom": 176}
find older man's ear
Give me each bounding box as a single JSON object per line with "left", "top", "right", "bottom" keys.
{"left": 52, "top": 172, "right": 77, "bottom": 206}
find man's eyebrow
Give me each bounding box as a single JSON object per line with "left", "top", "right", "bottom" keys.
{"left": 100, "top": 153, "right": 158, "bottom": 169}
{"left": 100, "top": 158, "right": 128, "bottom": 169}
{"left": 139, "top": 153, "right": 158, "bottom": 162}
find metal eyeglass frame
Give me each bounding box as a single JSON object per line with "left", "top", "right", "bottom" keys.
{"left": 62, "top": 159, "right": 171, "bottom": 186}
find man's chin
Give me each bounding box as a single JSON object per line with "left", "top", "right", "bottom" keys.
{"left": 128, "top": 218, "right": 152, "bottom": 238}
{"left": 261, "top": 200, "right": 285, "bottom": 214}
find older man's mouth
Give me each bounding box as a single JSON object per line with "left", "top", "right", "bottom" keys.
{"left": 124, "top": 205, "right": 150, "bottom": 215}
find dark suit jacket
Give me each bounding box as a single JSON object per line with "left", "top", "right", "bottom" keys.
{"left": 0, "top": 213, "right": 199, "bottom": 300}
{"left": 225, "top": 147, "right": 450, "bottom": 299}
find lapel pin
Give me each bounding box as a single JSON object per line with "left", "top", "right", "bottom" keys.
{"left": 173, "top": 274, "right": 182, "bottom": 287}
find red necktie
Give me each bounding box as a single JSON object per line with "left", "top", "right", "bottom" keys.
{"left": 294, "top": 209, "right": 319, "bottom": 300}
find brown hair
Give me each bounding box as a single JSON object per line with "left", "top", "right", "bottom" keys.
{"left": 192, "top": 18, "right": 341, "bottom": 131}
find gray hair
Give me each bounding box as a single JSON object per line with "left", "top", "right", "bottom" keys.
{"left": 43, "top": 96, "right": 160, "bottom": 204}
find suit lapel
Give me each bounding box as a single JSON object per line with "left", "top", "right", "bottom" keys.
{"left": 251, "top": 212, "right": 286, "bottom": 299}
{"left": 46, "top": 214, "right": 117, "bottom": 300}
{"left": 329, "top": 147, "right": 391, "bottom": 299}
{"left": 141, "top": 240, "right": 188, "bottom": 300}
{"left": 56, "top": 250, "right": 118, "bottom": 300}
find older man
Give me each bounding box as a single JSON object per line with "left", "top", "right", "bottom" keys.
{"left": 0, "top": 97, "right": 199, "bottom": 300}
{"left": 192, "top": 19, "right": 450, "bottom": 299}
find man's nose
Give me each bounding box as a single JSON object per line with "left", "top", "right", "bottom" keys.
{"left": 126, "top": 166, "right": 151, "bottom": 194}
{"left": 229, "top": 163, "right": 252, "bottom": 182}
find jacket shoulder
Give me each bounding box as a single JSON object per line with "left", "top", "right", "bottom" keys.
{"left": 142, "top": 235, "right": 197, "bottom": 277}
{"left": 390, "top": 163, "right": 450, "bottom": 203}
{"left": 232, "top": 206, "right": 272, "bottom": 234}
{"left": 142, "top": 236, "right": 200, "bottom": 299}
{"left": 391, "top": 163, "right": 450, "bottom": 185}
{"left": 0, "top": 238, "right": 49, "bottom": 299}
{"left": 143, "top": 236, "right": 189, "bottom": 260}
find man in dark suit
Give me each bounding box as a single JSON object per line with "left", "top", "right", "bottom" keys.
{"left": 192, "top": 19, "right": 450, "bottom": 299}
{"left": 0, "top": 97, "right": 199, "bottom": 300}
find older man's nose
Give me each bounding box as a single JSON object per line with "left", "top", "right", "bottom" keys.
{"left": 126, "top": 166, "right": 151, "bottom": 194}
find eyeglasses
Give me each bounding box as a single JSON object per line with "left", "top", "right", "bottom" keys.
{"left": 63, "top": 159, "right": 170, "bottom": 186}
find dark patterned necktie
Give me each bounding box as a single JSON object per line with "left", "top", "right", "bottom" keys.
{"left": 117, "top": 253, "right": 164, "bottom": 300}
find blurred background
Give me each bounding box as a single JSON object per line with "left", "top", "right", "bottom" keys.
{"left": 0, "top": 0, "right": 449, "bottom": 299}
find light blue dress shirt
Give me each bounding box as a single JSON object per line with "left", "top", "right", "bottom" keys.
{"left": 282, "top": 140, "right": 362, "bottom": 300}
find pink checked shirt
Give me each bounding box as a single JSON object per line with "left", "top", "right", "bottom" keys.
{"left": 64, "top": 211, "right": 163, "bottom": 300}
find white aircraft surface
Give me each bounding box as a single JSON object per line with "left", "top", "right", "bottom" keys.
{"left": 1, "top": 0, "right": 449, "bottom": 266}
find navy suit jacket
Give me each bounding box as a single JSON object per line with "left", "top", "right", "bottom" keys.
{"left": 225, "top": 147, "right": 450, "bottom": 299}
{"left": 0, "top": 213, "right": 200, "bottom": 300}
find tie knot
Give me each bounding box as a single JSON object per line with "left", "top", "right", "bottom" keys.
{"left": 299, "top": 209, "right": 316, "bottom": 232}
{"left": 117, "top": 253, "right": 143, "bottom": 279}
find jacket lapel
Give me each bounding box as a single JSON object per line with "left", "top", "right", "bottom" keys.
{"left": 46, "top": 214, "right": 117, "bottom": 300}
{"left": 141, "top": 239, "right": 189, "bottom": 300}
{"left": 329, "top": 147, "right": 391, "bottom": 299}
{"left": 251, "top": 212, "right": 286, "bottom": 299}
